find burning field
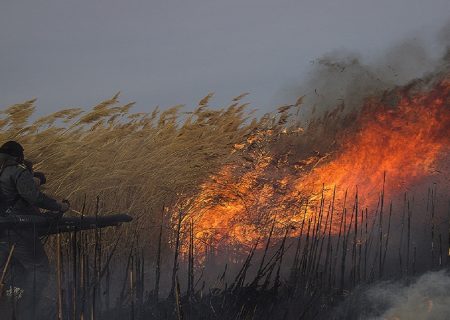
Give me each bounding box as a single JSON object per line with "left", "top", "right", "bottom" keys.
{"left": 1, "top": 55, "right": 450, "bottom": 319}
{"left": 187, "top": 75, "right": 450, "bottom": 253}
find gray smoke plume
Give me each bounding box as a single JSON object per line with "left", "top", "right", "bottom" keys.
{"left": 283, "top": 21, "right": 450, "bottom": 122}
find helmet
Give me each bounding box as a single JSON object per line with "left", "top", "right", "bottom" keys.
{"left": 0, "top": 141, "right": 25, "bottom": 161}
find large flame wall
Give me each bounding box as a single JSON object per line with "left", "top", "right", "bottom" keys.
{"left": 187, "top": 78, "right": 450, "bottom": 250}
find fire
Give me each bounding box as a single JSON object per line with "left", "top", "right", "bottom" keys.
{"left": 188, "top": 78, "right": 450, "bottom": 250}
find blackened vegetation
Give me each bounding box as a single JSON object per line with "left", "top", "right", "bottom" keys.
{"left": 44, "top": 185, "right": 449, "bottom": 320}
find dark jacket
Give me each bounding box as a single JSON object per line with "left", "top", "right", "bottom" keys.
{"left": 0, "top": 152, "right": 61, "bottom": 215}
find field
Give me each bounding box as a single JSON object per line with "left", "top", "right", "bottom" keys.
{"left": 1, "top": 71, "right": 450, "bottom": 319}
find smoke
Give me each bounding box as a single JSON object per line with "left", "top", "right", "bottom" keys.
{"left": 298, "top": 51, "right": 390, "bottom": 115}
{"left": 368, "top": 271, "right": 450, "bottom": 320}
{"left": 284, "top": 20, "right": 450, "bottom": 121}
{"left": 332, "top": 270, "right": 450, "bottom": 320}
{"left": 438, "top": 20, "right": 450, "bottom": 48}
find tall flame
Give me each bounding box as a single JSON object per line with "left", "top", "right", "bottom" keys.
{"left": 188, "top": 78, "right": 450, "bottom": 250}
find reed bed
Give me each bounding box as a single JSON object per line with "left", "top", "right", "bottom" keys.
{"left": 1, "top": 83, "right": 449, "bottom": 320}
{"left": 42, "top": 186, "right": 448, "bottom": 320}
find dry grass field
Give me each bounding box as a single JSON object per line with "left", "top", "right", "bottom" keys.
{"left": 0, "top": 93, "right": 295, "bottom": 255}
{"left": 1, "top": 73, "right": 449, "bottom": 319}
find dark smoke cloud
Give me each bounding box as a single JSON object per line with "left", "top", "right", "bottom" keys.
{"left": 283, "top": 21, "right": 450, "bottom": 122}
{"left": 438, "top": 20, "right": 450, "bottom": 45}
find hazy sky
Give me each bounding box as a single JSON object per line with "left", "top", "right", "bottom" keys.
{"left": 1, "top": 0, "right": 449, "bottom": 115}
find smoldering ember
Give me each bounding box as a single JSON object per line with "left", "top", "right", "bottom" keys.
{"left": 1, "top": 43, "right": 450, "bottom": 320}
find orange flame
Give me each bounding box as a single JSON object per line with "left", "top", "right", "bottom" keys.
{"left": 188, "top": 78, "right": 450, "bottom": 250}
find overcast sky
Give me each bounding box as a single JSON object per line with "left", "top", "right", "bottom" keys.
{"left": 1, "top": 0, "right": 449, "bottom": 116}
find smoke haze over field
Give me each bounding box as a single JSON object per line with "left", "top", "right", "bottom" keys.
{"left": 333, "top": 271, "right": 450, "bottom": 320}
{"left": 0, "top": 0, "right": 449, "bottom": 116}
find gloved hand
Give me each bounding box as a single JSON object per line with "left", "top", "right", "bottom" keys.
{"left": 58, "top": 200, "right": 70, "bottom": 213}
{"left": 33, "top": 171, "right": 47, "bottom": 185}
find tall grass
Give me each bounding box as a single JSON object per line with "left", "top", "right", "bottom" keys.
{"left": 0, "top": 93, "right": 266, "bottom": 231}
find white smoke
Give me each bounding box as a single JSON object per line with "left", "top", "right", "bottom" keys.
{"left": 366, "top": 270, "right": 450, "bottom": 320}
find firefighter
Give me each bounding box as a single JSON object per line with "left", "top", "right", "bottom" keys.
{"left": 0, "top": 141, "right": 69, "bottom": 319}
